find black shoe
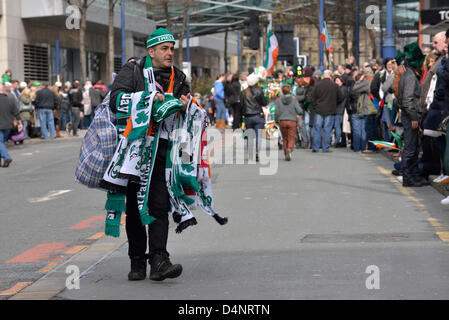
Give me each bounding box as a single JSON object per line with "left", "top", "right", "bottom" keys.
{"left": 391, "top": 169, "right": 401, "bottom": 176}
{"left": 128, "top": 256, "right": 147, "bottom": 281}
{"left": 149, "top": 252, "right": 182, "bottom": 281}
{"left": 403, "top": 179, "right": 429, "bottom": 187}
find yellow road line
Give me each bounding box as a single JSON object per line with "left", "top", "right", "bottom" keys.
{"left": 376, "top": 165, "right": 449, "bottom": 243}
{"left": 64, "top": 245, "right": 88, "bottom": 255}
{"left": 38, "top": 262, "right": 59, "bottom": 273}
{"left": 88, "top": 232, "right": 105, "bottom": 240}
{"left": 0, "top": 282, "right": 32, "bottom": 296}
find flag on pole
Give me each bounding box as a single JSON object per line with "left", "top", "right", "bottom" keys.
{"left": 264, "top": 21, "right": 279, "bottom": 75}
{"left": 320, "top": 21, "right": 333, "bottom": 52}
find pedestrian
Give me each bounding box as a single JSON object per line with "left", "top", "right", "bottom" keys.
{"left": 90, "top": 80, "right": 105, "bottom": 113}
{"left": 275, "top": 84, "right": 303, "bottom": 161}
{"left": 349, "top": 70, "right": 371, "bottom": 153}
{"left": 34, "top": 82, "right": 58, "bottom": 139}
{"left": 213, "top": 74, "right": 227, "bottom": 129}
{"left": 18, "top": 87, "right": 33, "bottom": 139}
{"left": 397, "top": 42, "right": 427, "bottom": 187}
{"left": 240, "top": 73, "right": 267, "bottom": 162}
{"left": 227, "top": 73, "right": 242, "bottom": 130}
{"left": 59, "top": 85, "right": 72, "bottom": 133}
{"left": 50, "top": 84, "right": 62, "bottom": 138}
{"left": 1, "top": 69, "right": 12, "bottom": 84}
{"left": 295, "top": 76, "right": 309, "bottom": 148}
{"left": 363, "top": 64, "right": 379, "bottom": 152}
{"left": 0, "top": 83, "right": 21, "bottom": 167}
{"left": 333, "top": 75, "right": 348, "bottom": 147}
{"left": 82, "top": 81, "right": 93, "bottom": 128}
{"left": 10, "top": 80, "right": 20, "bottom": 99}
{"left": 110, "top": 27, "right": 191, "bottom": 281}
{"left": 94, "top": 80, "right": 107, "bottom": 96}
{"left": 311, "top": 70, "right": 343, "bottom": 152}
{"left": 68, "top": 82, "right": 83, "bottom": 136}
{"left": 303, "top": 67, "right": 315, "bottom": 147}
{"left": 380, "top": 58, "right": 398, "bottom": 143}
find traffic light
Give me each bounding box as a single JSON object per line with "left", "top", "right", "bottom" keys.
{"left": 243, "top": 15, "right": 261, "bottom": 50}
{"left": 91, "top": 53, "right": 100, "bottom": 72}
{"left": 274, "top": 24, "right": 295, "bottom": 66}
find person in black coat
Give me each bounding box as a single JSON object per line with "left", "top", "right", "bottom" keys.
{"left": 109, "top": 29, "right": 191, "bottom": 282}
{"left": 225, "top": 74, "right": 242, "bottom": 130}
{"left": 34, "top": 82, "right": 58, "bottom": 139}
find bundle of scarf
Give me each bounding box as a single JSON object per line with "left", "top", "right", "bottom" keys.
{"left": 101, "top": 57, "right": 227, "bottom": 237}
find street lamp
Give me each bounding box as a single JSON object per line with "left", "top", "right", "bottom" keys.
{"left": 319, "top": 0, "right": 324, "bottom": 72}
{"left": 382, "top": 0, "right": 396, "bottom": 59}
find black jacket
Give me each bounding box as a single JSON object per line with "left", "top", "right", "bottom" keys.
{"left": 240, "top": 86, "right": 267, "bottom": 116}
{"left": 336, "top": 85, "right": 348, "bottom": 115}
{"left": 34, "top": 87, "right": 58, "bottom": 109}
{"left": 69, "top": 89, "right": 83, "bottom": 108}
{"left": 0, "top": 94, "right": 20, "bottom": 130}
{"left": 397, "top": 67, "right": 422, "bottom": 121}
{"left": 225, "top": 80, "right": 241, "bottom": 105}
{"left": 311, "top": 78, "right": 343, "bottom": 116}
{"left": 110, "top": 57, "right": 189, "bottom": 113}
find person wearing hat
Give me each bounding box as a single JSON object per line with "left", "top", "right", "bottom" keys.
{"left": 241, "top": 72, "right": 267, "bottom": 162}
{"left": 397, "top": 42, "right": 428, "bottom": 187}
{"left": 110, "top": 27, "right": 191, "bottom": 281}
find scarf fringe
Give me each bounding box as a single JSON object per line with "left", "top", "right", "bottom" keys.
{"left": 213, "top": 214, "right": 228, "bottom": 225}
{"left": 175, "top": 217, "right": 198, "bottom": 234}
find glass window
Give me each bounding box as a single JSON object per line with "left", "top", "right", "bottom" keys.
{"left": 241, "top": 56, "right": 247, "bottom": 73}
{"left": 249, "top": 55, "right": 256, "bottom": 69}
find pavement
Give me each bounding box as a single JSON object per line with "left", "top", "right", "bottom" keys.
{"left": 2, "top": 131, "right": 449, "bottom": 300}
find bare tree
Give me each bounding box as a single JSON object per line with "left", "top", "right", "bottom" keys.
{"left": 108, "top": 0, "right": 120, "bottom": 85}
{"left": 177, "top": 0, "right": 192, "bottom": 68}
{"left": 67, "top": 0, "right": 96, "bottom": 84}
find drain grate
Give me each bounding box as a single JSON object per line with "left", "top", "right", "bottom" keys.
{"left": 301, "top": 232, "right": 439, "bottom": 243}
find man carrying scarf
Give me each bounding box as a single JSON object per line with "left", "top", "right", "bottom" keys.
{"left": 110, "top": 28, "right": 191, "bottom": 281}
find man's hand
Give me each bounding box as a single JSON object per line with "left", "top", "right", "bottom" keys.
{"left": 155, "top": 93, "right": 165, "bottom": 102}
{"left": 179, "top": 93, "right": 191, "bottom": 112}
{"left": 411, "top": 120, "right": 419, "bottom": 130}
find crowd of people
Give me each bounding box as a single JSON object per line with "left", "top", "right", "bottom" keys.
{"left": 200, "top": 29, "right": 449, "bottom": 204}
{"left": 0, "top": 73, "right": 108, "bottom": 167}
{"left": 3, "top": 29, "right": 449, "bottom": 206}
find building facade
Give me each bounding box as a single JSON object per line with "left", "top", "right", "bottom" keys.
{"left": 0, "top": 0, "right": 239, "bottom": 85}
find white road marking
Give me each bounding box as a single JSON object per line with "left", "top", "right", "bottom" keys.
{"left": 28, "top": 190, "right": 72, "bottom": 203}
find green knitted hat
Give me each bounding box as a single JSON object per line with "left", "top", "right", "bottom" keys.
{"left": 404, "top": 42, "right": 425, "bottom": 68}
{"left": 395, "top": 52, "right": 405, "bottom": 65}
{"left": 146, "top": 28, "right": 175, "bottom": 48}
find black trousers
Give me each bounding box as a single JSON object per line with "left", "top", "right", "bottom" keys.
{"left": 125, "top": 138, "right": 170, "bottom": 260}
{"left": 401, "top": 113, "right": 421, "bottom": 183}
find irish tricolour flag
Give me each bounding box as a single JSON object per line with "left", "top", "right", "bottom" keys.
{"left": 264, "top": 23, "right": 278, "bottom": 75}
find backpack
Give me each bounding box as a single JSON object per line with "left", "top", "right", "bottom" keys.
{"left": 74, "top": 89, "right": 117, "bottom": 190}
